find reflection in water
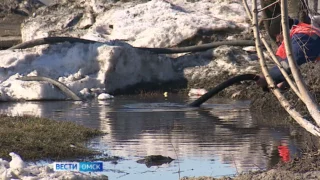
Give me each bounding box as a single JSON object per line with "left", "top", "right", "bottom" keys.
{"left": 0, "top": 96, "right": 300, "bottom": 179}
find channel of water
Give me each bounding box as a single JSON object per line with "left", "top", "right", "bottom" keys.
{"left": 0, "top": 95, "right": 301, "bottom": 179}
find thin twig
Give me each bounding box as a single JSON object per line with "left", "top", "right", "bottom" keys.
{"left": 170, "top": 142, "right": 180, "bottom": 180}
{"left": 231, "top": 154, "right": 239, "bottom": 175}
{"left": 260, "top": 14, "right": 281, "bottom": 21}
{"left": 242, "top": 0, "right": 300, "bottom": 98}
{"left": 258, "top": 0, "right": 280, "bottom": 12}
{"left": 242, "top": 0, "right": 252, "bottom": 19}
{"left": 249, "top": 0, "right": 320, "bottom": 136}
{"left": 281, "top": 0, "right": 320, "bottom": 126}
{"left": 261, "top": 38, "right": 302, "bottom": 99}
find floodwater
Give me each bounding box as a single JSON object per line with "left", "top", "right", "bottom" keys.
{"left": 0, "top": 95, "right": 301, "bottom": 179}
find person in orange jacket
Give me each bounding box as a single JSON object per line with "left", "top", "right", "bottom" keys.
{"left": 256, "top": 16, "right": 320, "bottom": 89}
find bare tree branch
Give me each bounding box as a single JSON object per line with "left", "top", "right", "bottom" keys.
{"left": 243, "top": 0, "right": 301, "bottom": 99}
{"left": 261, "top": 38, "right": 302, "bottom": 99}
{"left": 260, "top": 14, "right": 281, "bottom": 21}
{"left": 281, "top": 0, "right": 320, "bottom": 126}
{"left": 247, "top": 0, "right": 320, "bottom": 136}
{"left": 258, "top": 0, "right": 280, "bottom": 12}
{"left": 243, "top": 0, "right": 253, "bottom": 19}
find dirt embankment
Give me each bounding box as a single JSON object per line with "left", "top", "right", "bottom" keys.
{"left": 180, "top": 62, "right": 320, "bottom": 180}
{"left": 0, "top": 0, "right": 31, "bottom": 48}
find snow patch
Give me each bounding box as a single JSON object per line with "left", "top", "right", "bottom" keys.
{"left": 1, "top": 0, "right": 260, "bottom": 101}
{"left": 0, "top": 152, "right": 106, "bottom": 179}
{"left": 89, "top": 0, "right": 250, "bottom": 47}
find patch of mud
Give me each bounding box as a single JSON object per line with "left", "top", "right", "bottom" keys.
{"left": 276, "top": 150, "right": 320, "bottom": 174}
{"left": 0, "top": 0, "right": 44, "bottom": 16}
{"left": 185, "top": 61, "right": 320, "bottom": 119}
{"left": 182, "top": 165, "right": 320, "bottom": 180}
{"left": 111, "top": 79, "right": 188, "bottom": 95}
{"left": 183, "top": 46, "right": 261, "bottom": 98}
{"left": 241, "top": 63, "right": 320, "bottom": 115}
{"left": 179, "top": 63, "right": 320, "bottom": 180}
{"left": 181, "top": 146, "right": 320, "bottom": 180}
{"left": 184, "top": 59, "right": 320, "bottom": 125}
{"left": 0, "top": 0, "right": 22, "bottom": 15}
{"left": 0, "top": 0, "right": 41, "bottom": 48}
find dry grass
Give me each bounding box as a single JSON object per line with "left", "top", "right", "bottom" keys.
{"left": 0, "top": 114, "right": 104, "bottom": 161}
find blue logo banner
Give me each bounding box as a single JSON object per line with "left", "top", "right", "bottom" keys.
{"left": 53, "top": 162, "right": 103, "bottom": 172}
{"left": 79, "top": 162, "right": 103, "bottom": 172}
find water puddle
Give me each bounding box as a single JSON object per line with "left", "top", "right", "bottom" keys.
{"left": 0, "top": 95, "right": 301, "bottom": 179}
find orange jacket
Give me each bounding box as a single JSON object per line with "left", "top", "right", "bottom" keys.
{"left": 276, "top": 23, "right": 320, "bottom": 59}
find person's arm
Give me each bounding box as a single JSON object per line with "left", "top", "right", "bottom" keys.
{"left": 269, "top": 33, "right": 319, "bottom": 84}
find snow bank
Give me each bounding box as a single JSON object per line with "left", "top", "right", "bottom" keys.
{"left": 0, "top": 42, "right": 258, "bottom": 101}
{"left": 0, "top": 41, "right": 178, "bottom": 101}
{"left": 22, "top": 0, "right": 250, "bottom": 47}
{"left": 88, "top": 0, "right": 250, "bottom": 47}
{"left": 0, "top": 0, "right": 259, "bottom": 101}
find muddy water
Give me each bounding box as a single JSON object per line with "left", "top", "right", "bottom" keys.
{"left": 0, "top": 95, "right": 301, "bottom": 179}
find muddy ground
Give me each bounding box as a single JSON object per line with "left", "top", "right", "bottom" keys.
{"left": 2, "top": 1, "right": 320, "bottom": 179}
{"left": 179, "top": 60, "right": 320, "bottom": 180}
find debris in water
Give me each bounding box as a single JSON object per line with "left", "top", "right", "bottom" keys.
{"left": 188, "top": 88, "right": 208, "bottom": 97}
{"left": 97, "top": 93, "right": 114, "bottom": 100}
{"left": 137, "top": 155, "right": 174, "bottom": 168}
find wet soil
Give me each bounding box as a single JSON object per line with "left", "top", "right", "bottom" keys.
{"left": 0, "top": 2, "right": 27, "bottom": 48}
{"left": 180, "top": 62, "right": 320, "bottom": 180}
{"left": 186, "top": 62, "right": 320, "bottom": 117}
{"left": 241, "top": 63, "right": 320, "bottom": 115}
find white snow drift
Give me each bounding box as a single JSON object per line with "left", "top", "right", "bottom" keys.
{"left": 0, "top": 0, "right": 257, "bottom": 101}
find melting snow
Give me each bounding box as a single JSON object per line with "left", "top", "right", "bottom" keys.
{"left": 0, "top": 152, "right": 106, "bottom": 180}
{"left": 0, "top": 0, "right": 255, "bottom": 101}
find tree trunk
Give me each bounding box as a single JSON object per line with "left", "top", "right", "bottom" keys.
{"left": 259, "top": 0, "right": 310, "bottom": 35}
{"left": 259, "top": 0, "right": 280, "bottom": 50}
{"left": 249, "top": 0, "right": 320, "bottom": 137}
{"left": 312, "top": 0, "right": 318, "bottom": 13}
{"left": 281, "top": 0, "right": 320, "bottom": 126}
{"left": 286, "top": 0, "right": 310, "bottom": 23}
{"left": 259, "top": 0, "right": 311, "bottom": 50}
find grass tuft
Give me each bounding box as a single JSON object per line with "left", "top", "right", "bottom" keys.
{"left": 0, "top": 114, "right": 104, "bottom": 161}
